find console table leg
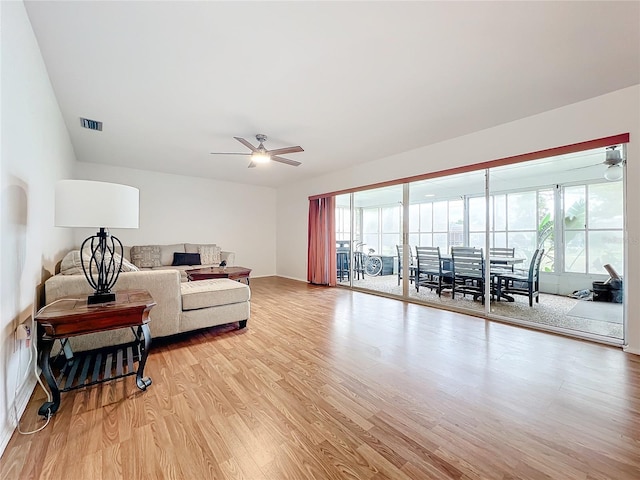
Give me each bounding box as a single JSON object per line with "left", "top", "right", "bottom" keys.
{"left": 37, "top": 338, "right": 60, "bottom": 417}
{"left": 136, "top": 324, "right": 152, "bottom": 390}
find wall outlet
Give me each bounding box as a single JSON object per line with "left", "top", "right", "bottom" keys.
{"left": 15, "top": 322, "right": 31, "bottom": 341}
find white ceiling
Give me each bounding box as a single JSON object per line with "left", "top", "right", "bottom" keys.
{"left": 24, "top": 1, "right": 640, "bottom": 188}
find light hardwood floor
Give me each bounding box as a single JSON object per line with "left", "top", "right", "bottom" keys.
{"left": 2, "top": 276, "right": 639, "bottom": 479}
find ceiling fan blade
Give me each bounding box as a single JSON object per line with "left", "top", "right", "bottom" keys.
{"left": 267, "top": 146, "right": 304, "bottom": 156}
{"left": 272, "top": 155, "right": 301, "bottom": 167}
{"left": 209, "top": 152, "right": 251, "bottom": 155}
{"left": 247, "top": 161, "right": 256, "bottom": 168}
{"left": 234, "top": 136, "right": 258, "bottom": 152}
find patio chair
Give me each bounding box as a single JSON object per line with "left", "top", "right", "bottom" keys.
{"left": 496, "top": 248, "right": 544, "bottom": 307}
{"left": 336, "top": 251, "right": 349, "bottom": 281}
{"left": 353, "top": 251, "right": 365, "bottom": 280}
{"left": 415, "top": 246, "right": 452, "bottom": 296}
{"left": 396, "top": 244, "right": 416, "bottom": 286}
{"left": 489, "top": 247, "right": 516, "bottom": 272}
{"left": 336, "top": 244, "right": 350, "bottom": 282}
{"left": 451, "top": 246, "right": 485, "bottom": 303}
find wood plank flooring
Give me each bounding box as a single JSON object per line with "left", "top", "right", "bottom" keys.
{"left": 2, "top": 276, "right": 639, "bottom": 479}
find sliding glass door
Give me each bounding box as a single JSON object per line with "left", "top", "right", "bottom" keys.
{"left": 407, "top": 171, "right": 486, "bottom": 312}
{"left": 333, "top": 141, "right": 626, "bottom": 344}
{"left": 487, "top": 146, "right": 625, "bottom": 341}
{"left": 335, "top": 186, "right": 404, "bottom": 296}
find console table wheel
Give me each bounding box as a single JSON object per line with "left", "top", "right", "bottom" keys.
{"left": 37, "top": 401, "right": 58, "bottom": 417}
{"left": 136, "top": 377, "right": 152, "bottom": 390}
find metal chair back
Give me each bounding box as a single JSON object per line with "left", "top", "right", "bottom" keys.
{"left": 489, "top": 247, "right": 515, "bottom": 258}
{"left": 451, "top": 247, "right": 484, "bottom": 279}
{"left": 451, "top": 247, "right": 485, "bottom": 302}
{"left": 396, "top": 244, "right": 415, "bottom": 285}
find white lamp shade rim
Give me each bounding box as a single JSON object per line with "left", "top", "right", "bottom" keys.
{"left": 55, "top": 180, "right": 139, "bottom": 228}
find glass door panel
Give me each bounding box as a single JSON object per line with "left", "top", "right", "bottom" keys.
{"left": 488, "top": 146, "right": 625, "bottom": 342}
{"left": 351, "top": 185, "right": 403, "bottom": 295}
{"left": 408, "top": 171, "right": 486, "bottom": 315}
{"left": 335, "top": 194, "right": 352, "bottom": 286}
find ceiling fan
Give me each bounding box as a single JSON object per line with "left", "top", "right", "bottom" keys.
{"left": 571, "top": 145, "right": 624, "bottom": 181}
{"left": 210, "top": 134, "right": 303, "bottom": 168}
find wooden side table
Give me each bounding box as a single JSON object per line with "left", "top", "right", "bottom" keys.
{"left": 35, "top": 289, "right": 156, "bottom": 416}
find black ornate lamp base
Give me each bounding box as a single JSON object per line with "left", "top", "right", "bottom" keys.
{"left": 87, "top": 292, "right": 116, "bottom": 305}
{"left": 81, "top": 228, "right": 123, "bottom": 305}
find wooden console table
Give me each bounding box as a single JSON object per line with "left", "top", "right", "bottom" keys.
{"left": 186, "top": 266, "right": 252, "bottom": 284}
{"left": 35, "top": 289, "right": 156, "bottom": 416}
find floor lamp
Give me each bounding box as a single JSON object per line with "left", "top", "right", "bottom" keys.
{"left": 55, "top": 180, "right": 139, "bottom": 304}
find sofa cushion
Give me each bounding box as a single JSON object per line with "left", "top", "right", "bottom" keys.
{"left": 172, "top": 252, "right": 201, "bottom": 266}
{"left": 185, "top": 243, "right": 216, "bottom": 254}
{"left": 198, "top": 245, "right": 221, "bottom": 265}
{"left": 160, "top": 243, "right": 185, "bottom": 265}
{"left": 130, "top": 245, "right": 162, "bottom": 268}
{"left": 181, "top": 279, "right": 250, "bottom": 311}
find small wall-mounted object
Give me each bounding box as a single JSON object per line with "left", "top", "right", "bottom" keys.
{"left": 15, "top": 321, "right": 31, "bottom": 340}
{"left": 80, "top": 117, "right": 103, "bottom": 131}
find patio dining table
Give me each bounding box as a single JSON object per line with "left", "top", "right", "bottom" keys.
{"left": 438, "top": 254, "right": 526, "bottom": 302}
{"left": 439, "top": 254, "right": 525, "bottom": 267}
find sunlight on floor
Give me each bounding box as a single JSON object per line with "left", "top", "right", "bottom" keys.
{"left": 338, "top": 274, "right": 623, "bottom": 340}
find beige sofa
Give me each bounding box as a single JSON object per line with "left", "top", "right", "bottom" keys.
{"left": 45, "top": 245, "right": 249, "bottom": 352}
{"left": 122, "top": 243, "right": 236, "bottom": 282}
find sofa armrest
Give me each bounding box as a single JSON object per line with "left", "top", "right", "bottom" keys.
{"left": 221, "top": 251, "right": 235, "bottom": 266}
{"left": 44, "top": 269, "right": 183, "bottom": 350}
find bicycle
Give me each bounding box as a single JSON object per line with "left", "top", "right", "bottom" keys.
{"left": 354, "top": 242, "right": 383, "bottom": 277}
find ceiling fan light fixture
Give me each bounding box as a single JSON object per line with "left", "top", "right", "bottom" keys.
{"left": 604, "top": 164, "right": 623, "bottom": 181}
{"left": 251, "top": 152, "right": 271, "bottom": 164}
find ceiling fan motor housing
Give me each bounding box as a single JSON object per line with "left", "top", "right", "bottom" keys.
{"left": 605, "top": 146, "right": 622, "bottom": 166}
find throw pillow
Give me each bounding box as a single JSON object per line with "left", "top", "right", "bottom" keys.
{"left": 130, "top": 245, "right": 162, "bottom": 268}
{"left": 172, "top": 252, "right": 201, "bottom": 266}
{"left": 198, "top": 245, "right": 221, "bottom": 265}
{"left": 119, "top": 256, "right": 139, "bottom": 272}
{"left": 60, "top": 250, "right": 139, "bottom": 274}
{"left": 60, "top": 250, "right": 85, "bottom": 275}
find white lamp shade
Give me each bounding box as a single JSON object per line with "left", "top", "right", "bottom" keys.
{"left": 55, "top": 180, "right": 139, "bottom": 228}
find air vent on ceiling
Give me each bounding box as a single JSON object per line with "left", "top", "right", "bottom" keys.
{"left": 80, "top": 117, "right": 103, "bottom": 131}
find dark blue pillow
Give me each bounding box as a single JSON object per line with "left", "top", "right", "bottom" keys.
{"left": 172, "top": 252, "right": 201, "bottom": 266}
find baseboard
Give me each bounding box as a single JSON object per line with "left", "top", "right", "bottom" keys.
{"left": 623, "top": 345, "right": 640, "bottom": 355}
{"left": 273, "top": 274, "right": 307, "bottom": 283}
{"left": 0, "top": 376, "right": 37, "bottom": 457}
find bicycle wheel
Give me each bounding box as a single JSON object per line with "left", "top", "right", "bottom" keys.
{"left": 365, "top": 256, "right": 383, "bottom": 276}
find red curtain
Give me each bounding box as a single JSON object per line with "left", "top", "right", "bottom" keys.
{"left": 307, "top": 196, "right": 336, "bottom": 286}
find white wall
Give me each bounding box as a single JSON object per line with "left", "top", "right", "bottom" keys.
{"left": 74, "top": 163, "right": 277, "bottom": 277}
{"left": 276, "top": 85, "right": 640, "bottom": 354}
{"left": 0, "top": 1, "right": 76, "bottom": 454}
